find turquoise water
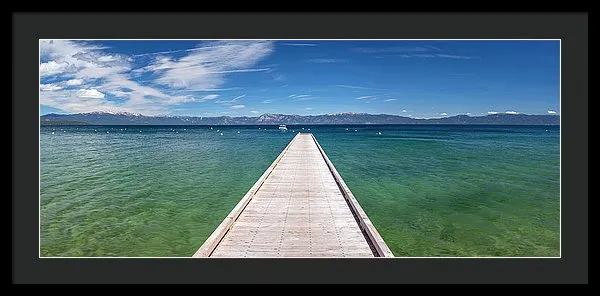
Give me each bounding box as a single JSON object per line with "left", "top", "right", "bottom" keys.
{"left": 40, "top": 125, "right": 560, "bottom": 257}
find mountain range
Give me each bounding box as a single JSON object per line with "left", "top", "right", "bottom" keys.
{"left": 40, "top": 112, "right": 560, "bottom": 125}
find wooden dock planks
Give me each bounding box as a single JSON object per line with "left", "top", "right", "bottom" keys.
{"left": 194, "top": 132, "right": 393, "bottom": 258}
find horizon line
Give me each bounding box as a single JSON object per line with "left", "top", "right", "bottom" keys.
{"left": 40, "top": 111, "right": 560, "bottom": 119}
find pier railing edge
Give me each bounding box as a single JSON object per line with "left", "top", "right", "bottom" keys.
{"left": 192, "top": 132, "right": 302, "bottom": 257}
{"left": 309, "top": 133, "right": 395, "bottom": 258}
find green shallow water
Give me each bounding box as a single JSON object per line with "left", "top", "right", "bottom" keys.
{"left": 40, "top": 125, "right": 560, "bottom": 257}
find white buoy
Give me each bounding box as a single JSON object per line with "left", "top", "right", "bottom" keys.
{"left": 94, "top": 129, "right": 97, "bottom": 132}
{"left": 51, "top": 131, "right": 55, "bottom": 135}
{"left": 308, "top": 128, "right": 310, "bottom": 131}
{"left": 346, "top": 128, "right": 349, "bottom": 131}
{"left": 378, "top": 132, "right": 382, "bottom": 135}
{"left": 210, "top": 127, "right": 213, "bottom": 130}
{"left": 120, "top": 129, "right": 123, "bottom": 131}
{"left": 545, "top": 129, "right": 548, "bottom": 132}
{"left": 184, "top": 129, "right": 186, "bottom": 131}
{"left": 237, "top": 131, "right": 240, "bottom": 134}
{"left": 63, "top": 130, "right": 66, "bottom": 133}
{"left": 107, "top": 131, "right": 109, "bottom": 133}
{"left": 176, "top": 131, "right": 179, "bottom": 134}
{"left": 355, "top": 130, "right": 357, "bottom": 132}
{"left": 140, "top": 130, "right": 142, "bottom": 133}
{"left": 220, "top": 132, "right": 223, "bottom": 136}
{"left": 217, "top": 129, "right": 220, "bottom": 132}
{"left": 302, "top": 128, "right": 304, "bottom": 130}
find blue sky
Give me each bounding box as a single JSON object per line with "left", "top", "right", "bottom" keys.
{"left": 40, "top": 40, "right": 560, "bottom": 118}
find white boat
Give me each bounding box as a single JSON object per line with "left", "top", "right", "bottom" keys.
{"left": 279, "top": 124, "right": 288, "bottom": 131}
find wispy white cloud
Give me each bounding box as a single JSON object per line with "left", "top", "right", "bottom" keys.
{"left": 77, "top": 89, "right": 105, "bottom": 99}
{"left": 262, "top": 100, "right": 273, "bottom": 104}
{"left": 356, "top": 95, "right": 375, "bottom": 100}
{"left": 397, "top": 53, "right": 474, "bottom": 59}
{"left": 282, "top": 43, "right": 317, "bottom": 47}
{"left": 40, "top": 40, "right": 175, "bottom": 114}
{"left": 216, "top": 94, "right": 246, "bottom": 105}
{"left": 250, "top": 110, "right": 260, "bottom": 114}
{"left": 40, "top": 84, "right": 63, "bottom": 91}
{"left": 505, "top": 111, "right": 519, "bottom": 114}
{"left": 142, "top": 40, "right": 274, "bottom": 89}
{"left": 402, "top": 109, "right": 407, "bottom": 112}
{"left": 65, "top": 79, "right": 83, "bottom": 86}
{"left": 295, "top": 96, "right": 318, "bottom": 101}
{"left": 487, "top": 111, "right": 499, "bottom": 115}
{"left": 231, "top": 104, "right": 245, "bottom": 109}
{"left": 39, "top": 61, "right": 73, "bottom": 77}
{"left": 336, "top": 84, "right": 372, "bottom": 90}
{"left": 435, "top": 54, "right": 474, "bottom": 59}
{"left": 352, "top": 45, "right": 474, "bottom": 60}
{"left": 131, "top": 46, "right": 212, "bottom": 57}
{"left": 233, "top": 94, "right": 246, "bottom": 101}
{"left": 303, "top": 107, "right": 313, "bottom": 110}
{"left": 383, "top": 99, "right": 397, "bottom": 102}
{"left": 200, "top": 94, "right": 219, "bottom": 101}
{"left": 39, "top": 40, "right": 275, "bottom": 115}
{"left": 352, "top": 46, "right": 437, "bottom": 53}
{"left": 306, "top": 58, "right": 345, "bottom": 63}
{"left": 209, "top": 68, "right": 271, "bottom": 74}
{"left": 176, "top": 87, "right": 242, "bottom": 92}
{"left": 547, "top": 110, "right": 557, "bottom": 114}
{"left": 294, "top": 95, "right": 310, "bottom": 98}
{"left": 439, "top": 112, "right": 448, "bottom": 116}
{"left": 288, "top": 94, "right": 297, "bottom": 98}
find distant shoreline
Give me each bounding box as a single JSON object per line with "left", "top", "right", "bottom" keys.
{"left": 41, "top": 123, "right": 560, "bottom": 127}
{"left": 40, "top": 112, "right": 560, "bottom": 126}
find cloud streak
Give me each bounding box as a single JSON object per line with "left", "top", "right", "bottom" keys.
{"left": 77, "top": 89, "right": 105, "bottom": 99}
{"left": 39, "top": 40, "right": 275, "bottom": 115}
{"left": 356, "top": 96, "right": 375, "bottom": 100}
{"left": 216, "top": 94, "right": 246, "bottom": 105}
{"left": 547, "top": 110, "right": 557, "bottom": 114}
{"left": 200, "top": 94, "right": 219, "bottom": 101}
{"left": 383, "top": 99, "right": 397, "bottom": 102}
{"left": 295, "top": 96, "right": 318, "bottom": 101}
{"left": 306, "top": 58, "right": 345, "bottom": 63}
{"left": 336, "top": 84, "right": 372, "bottom": 90}
{"left": 176, "top": 87, "right": 242, "bottom": 92}
{"left": 353, "top": 45, "right": 475, "bottom": 60}
{"left": 352, "top": 46, "right": 439, "bottom": 53}
{"left": 282, "top": 43, "right": 317, "bottom": 47}
{"left": 138, "top": 40, "right": 273, "bottom": 90}
{"left": 66, "top": 79, "right": 83, "bottom": 86}
{"left": 397, "top": 53, "right": 474, "bottom": 59}
{"left": 40, "top": 84, "right": 63, "bottom": 91}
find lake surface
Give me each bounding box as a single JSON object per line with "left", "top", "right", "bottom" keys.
{"left": 40, "top": 124, "right": 560, "bottom": 257}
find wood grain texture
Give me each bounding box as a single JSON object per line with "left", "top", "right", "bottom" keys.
{"left": 195, "top": 133, "right": 393, "bottom": 258}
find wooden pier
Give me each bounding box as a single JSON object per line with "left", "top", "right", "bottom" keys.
{"left": 194, "top": 133, "right": 393, "bottom": 257}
